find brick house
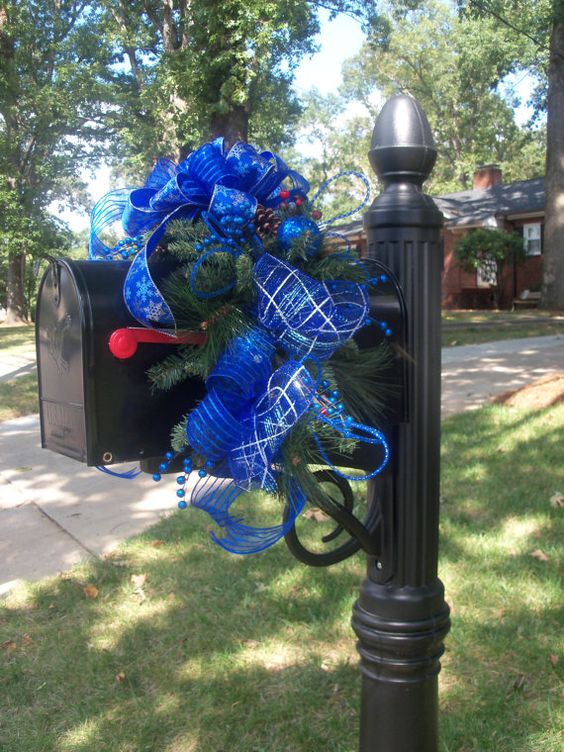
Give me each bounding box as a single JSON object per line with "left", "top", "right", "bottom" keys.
{"left": 342, "top": 165, "right": 545, "bottom": 309}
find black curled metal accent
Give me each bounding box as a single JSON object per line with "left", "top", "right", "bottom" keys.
{"left": 284, "top": 469, "right": 381, "bottom": 567}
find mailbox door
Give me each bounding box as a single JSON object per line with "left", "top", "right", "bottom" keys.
{"left": 37, "top": 259, "right": 206, "bottom": 467}
{"left": 36, "top": 260, "right": 89, "bottom": 462}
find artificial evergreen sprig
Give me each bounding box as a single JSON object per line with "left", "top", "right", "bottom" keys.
{"left": 279, "top": 414, "right": 355, "bottom": 514}
{"left": 328, "top": 341, "right": 397, "bottom": 425}
{"left": 165, "top": 220, "right": 209, "bottom": 261}
{"left": 171, "top": 415, "right": 189, "bottom": 453}
{"left": 306, "top": 250, "right": 370, "bottom": 284}
{"left": 147, "top": 301, "right": 255, "bottom": 392}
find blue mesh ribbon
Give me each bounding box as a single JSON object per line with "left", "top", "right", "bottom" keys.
{"left": 255, "top": 253, "right": 369, "bottom": 359}
{"left": 227, "top": 361, "right": 316, "bottom": 492}
{"left": 190, "top": 474, "right": 306, "bottom": 555}
{"left": 89, "top": 141, "right": 308, "bottom": 329}
{"left": 184, "top": 319, "right": 390, "bottom": 553}
{"left": 182, "top": 255, "right": 380, "bottom": 553}
{"left": 186, "top": 327, "right": 276, "bottom": 458}
{"left": 185, "top": 336, "right": 317, "bottom": 551}
{"left": 187, "top": 343, "right": 313, "bottom": 485}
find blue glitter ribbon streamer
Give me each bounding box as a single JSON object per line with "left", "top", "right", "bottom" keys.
{"left": 189, "top": 474, "right": 306, "bottom": 555}
{"left": 96, "top": 465, "right": 141, "bottom": 479}
{"left": 310, "top": 170, "right": 371, "bottom": 228}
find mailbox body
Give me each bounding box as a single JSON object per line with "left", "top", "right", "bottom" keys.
{"left": 36, "top": 258, "right": 205, "bottom": 467}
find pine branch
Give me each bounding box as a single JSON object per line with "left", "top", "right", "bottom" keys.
{"left": 279, "top": 416, "right": 355, "bottom": 514}
{"left": 328, "top": 341, "right": 398, "bottom": 426}
{"left": 305, "top": 251, "right": 369, "bottom": 284}
{"left": 171, "top": 415, "right": 189, "bottom": 453}
{"left": 147, "top": 344, "right": 205, "bottom": 392}
{"left": 165, "top": 219, "right": 207, "bottom": 261}
{"left": 235, "top": 253, "right": 256, "bottom": 304}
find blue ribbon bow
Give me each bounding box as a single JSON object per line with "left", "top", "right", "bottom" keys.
{"left": 89, "top": 140, "right": 310, "bottom": 330}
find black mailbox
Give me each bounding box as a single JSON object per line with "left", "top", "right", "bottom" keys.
{"left": 36, "top": 258, "right": 206, "bottom": 467}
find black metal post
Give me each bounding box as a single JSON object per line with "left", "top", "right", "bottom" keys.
{"left": 351, "top": 95, "right": 451, "bottom": 751}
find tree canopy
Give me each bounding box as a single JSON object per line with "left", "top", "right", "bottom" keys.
{"left": 0, "top": 0, "right": 378, "bottom": 319}
{"left": 455, "top": 227, "right": 525, "bottom": 308}
{"left": 1, "top": 0, "right": 561, "bottom": 319}
{"left": 0, "top": 0, "right": 116, "bottom": 321}
{"left": 100, "top": 0, "right": 380, "bottom": 176}
{"left": 459, "top": 0, "right": 563, "bottom": 308}
{"left": 328, "top": 1, "right": 546, "bottom": 193}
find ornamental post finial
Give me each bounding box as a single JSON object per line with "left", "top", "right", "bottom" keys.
{"left": 369, "top": 94, "right": 437, "bottom": 187}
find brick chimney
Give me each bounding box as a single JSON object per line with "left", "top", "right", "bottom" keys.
{"left": 473, "top": 164, "right": 502, "bottom": 190}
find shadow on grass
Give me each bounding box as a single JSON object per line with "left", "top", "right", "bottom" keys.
{"left": 440, "top": 601, "right": 562, "bottom": 752}
{"left": 440, "top": 404, "right": 563, "bottom": 530}
{"left": 1, "top": 403, "right": 562, "bottom": 751}
{"left": 438, "top": 404, "right": 563, "bottom": 752}
{"left": 1, "top": 511, "right": 364, "bottom": 752}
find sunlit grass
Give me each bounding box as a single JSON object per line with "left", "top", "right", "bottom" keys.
{"left": 0, "top": 373, "right": 38, "bottom": 421}
{"left": 1, "top": 404, "right": 562, "bottom": 751}
{"left": 0, "top": 324, "right": 35, "bottom": 351}
{"left": 441, "top": 308, "right": 564, "bottom": 347}
{"left": 443, "top": 321, "right": 564, "bottom": 347}
{"left": 442, "top": 310, "right": 563, "bottom": 324}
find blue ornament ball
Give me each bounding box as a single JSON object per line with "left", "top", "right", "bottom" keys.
{"left": 277, "top": 216, "right": 322, "bottom": 258}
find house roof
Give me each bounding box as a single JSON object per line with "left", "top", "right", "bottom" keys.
{"left": 336, "top": 176, "right": 545, "bottom": 236}
{"left": 435, "top": 177, "right": 545, "bottom": 228}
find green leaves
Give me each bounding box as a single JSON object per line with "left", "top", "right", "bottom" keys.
{"left": 339, "top": 1, "right": 546, "bottom": 193}
{"left": 455, "top": 227, "right": 525, "bottom": 307}
{"left": 0, "top": 1, "right": 118, "bottom": 318}
{"left": 455, "top": 228, "right": 525, "bottom": 270}
{"left": 292, "top": 1, "right": 547, "bottom": 196}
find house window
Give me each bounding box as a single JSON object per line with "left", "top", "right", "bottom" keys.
{"left": 523, "top": 223, "right": 542, "bottom": 256}
{"left": 476, "top": 263, "right": 496, "bottom": 288}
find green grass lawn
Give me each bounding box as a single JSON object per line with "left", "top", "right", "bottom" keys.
{"left": 0, "top": 373, "right": 38, "bottom": 421}
{"left": 0, "top": 324, "right": 35, "bottom": 351}
{"left": 1, "top": 402, "right": 562, "bottom": 752}
{"left": 442, "top": 310, "right": 564, "bottom": 347}
{"left": 0, "top": 325, "right": 38, "bottom": 420}
{"left": 442, "top": 321, "right": 564, "bottom": 347}
{"left": 442, "top": 310, "right": 563, "bottom": 324}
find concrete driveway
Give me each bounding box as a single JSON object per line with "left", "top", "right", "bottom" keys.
{"left": 441, "top": 334, "right": 564, "bottom": 414}
{"left": 1, "top": 334, "right": 563, "bottom": 593}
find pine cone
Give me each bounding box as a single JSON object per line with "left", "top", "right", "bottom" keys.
{"left": 254, "top": 205, "right": 282, "bottom": 238}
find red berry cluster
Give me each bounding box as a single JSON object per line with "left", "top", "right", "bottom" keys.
{"left": 278, "top": 188, "right": 322, "bottom": 222}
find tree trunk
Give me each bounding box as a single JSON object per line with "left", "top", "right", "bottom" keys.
{"left": 210, "top": 106, "right": 249, "bottom": 146}
{"left": 5, "top": 251, "right": 28, "bottom": 323}
{"left": 541, "top": 12, "right": 564, "bottom": 310}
